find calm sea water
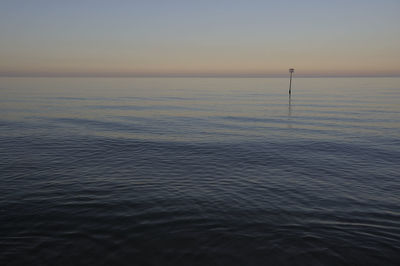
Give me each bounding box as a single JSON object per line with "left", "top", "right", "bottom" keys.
{"left": 1, "top": 77, "right": 399, "bottom": 265}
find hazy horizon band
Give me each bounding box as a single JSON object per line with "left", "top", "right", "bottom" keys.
{"left": 1, "top": 72, "right": 400, "bottom": 78}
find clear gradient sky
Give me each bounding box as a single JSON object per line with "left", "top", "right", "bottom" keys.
{"left": 1, "top": 0, "right": 399, "bottom": 77}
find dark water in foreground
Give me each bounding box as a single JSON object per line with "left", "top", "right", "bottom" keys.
{"left": 1, "top": 78, "right": 399, "bottom": 265}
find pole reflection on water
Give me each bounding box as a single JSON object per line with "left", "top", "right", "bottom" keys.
{"left": 287, "top": 94, "right": 292, "bottom": 128}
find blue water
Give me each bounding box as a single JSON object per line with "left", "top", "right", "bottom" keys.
{"left": 1, "top": 77, "right": 399, "bottom": 265}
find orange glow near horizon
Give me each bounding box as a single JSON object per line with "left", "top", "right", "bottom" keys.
{"left": 1, "top": 1, "right": 399, "bottom": 77}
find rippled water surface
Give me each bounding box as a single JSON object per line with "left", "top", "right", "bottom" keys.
{"left": 1, "top": 77, "right": 399, "bottom": 265}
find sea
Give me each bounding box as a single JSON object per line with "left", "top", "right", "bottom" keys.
{"left": 1, "top": 77, "right": 399, "bottom": 265}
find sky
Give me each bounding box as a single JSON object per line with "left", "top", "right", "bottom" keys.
{"left": 1, "top": 0, "right": 399, "bottom": 77}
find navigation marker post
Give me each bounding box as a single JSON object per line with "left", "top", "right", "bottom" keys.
{"left": 289, "top": 68, "right": 294, "bottom": 95}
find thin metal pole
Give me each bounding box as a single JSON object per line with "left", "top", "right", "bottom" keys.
{"left": 289, "top": 68, "right": 294, "bottom": 95}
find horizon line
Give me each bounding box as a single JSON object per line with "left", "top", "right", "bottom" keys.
{"left": 1, "top": 72, "right": 400, "bottom": 78}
